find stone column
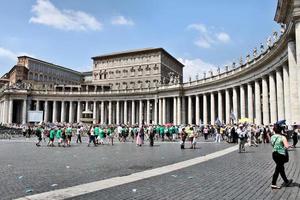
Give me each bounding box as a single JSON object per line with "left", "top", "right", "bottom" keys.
{"left": 195, "top": 95, "right": 200, "bottom": 125}
{"left": 247, "top": 83, "right": 254, "bottom": 123}
{"left": 61, "top": 101, "right": 65, "bottom": 123}
{"left": 108, "top": 101, "right": 112, "bottom": 125}
{"left": 53, "top": 101, "right": 57, "bottom": 123}
{"left": 276, "top": 69, "right": 284, "bottom": 121}
{"left": 217, "top": 91, "right": 223, "bottom": 122}
{"left": 283, "top": 65, "right": 291, "bottom": 123}
{"left": 182, "top": 97, "right": 186, "bottom": 124}
{"left": 93, "top": 101, "right": 97, "bottom": 124}
{"left": 225, "top": 89, "right": 230, "bottom": 124}
{"left": 22, "top": 99, "right": 27, "bottom": 124}
{"left": 77, "top": 101, "right": 81, "bottom": 123}
{"left": 211, "top": 93, "right": 215, "bottom": 125}
{"left": 288, "top": 40, "right": 300, "bottom": 123}
{"left": 44, "top": 101, "right": 48, "bottom": 123}
{"left": 116, "top": 101, "right": 120, "bottom": 125}
{"left": 3, "top": 100, "right": 8, "bottom": 124}
{"left": 233, "top": 87, "right": 238, "bottom": 123}
{"left": 240, "top": 85, "right": 245, "bottom": 119}
{"left": 188, "top": 95, "right": 192, "bottom": 125}
{"left": 154, "top": 98, "right": 158, "bottom": 124}
{"left": 255, "top": 80, "right": 262, "bottom": 125}
{"left": 101, "top": 101, "right": 105, "bottom": 124}
{"left": 69, "top": 101, "right": 73, "bottom": 123}
{"left": 172, "top": 97, "right": 177, "bottom": 125}
{"left": 36, "top": 100, "right": 40, "bottom": 111}
{"left": 8, "top": 99, "right": 13, "bottom": 124}
{"left": 262, "top": 77, "right": 269, "bottom": 125}
{"left": 158, "top": 98, "right": 162, "bottom": 124}
{"left": 139, "top": 100, "right": 143, "bottom": 125}
{"left": 203, "top": 94, "right": 208, "bottom": 125}
{"left": 124, "top": 101, "right": 128, "bottom": 124}
{"left": 85, "top": 101, "right": 89, "bottom": 112}
{"left": 131, "top": 100, "right": 135, "bottom": 124}
{"left": 269, "top": 73, "right": 277, "bottom": 123}
{"left": 147, "top": 99, "right": 151, "bottom": 125}
{"left": 162, "top": 98, "right": 166, "bottom": 124}
{"left": 177, "top": 97, "right": 181, "bottom": 125}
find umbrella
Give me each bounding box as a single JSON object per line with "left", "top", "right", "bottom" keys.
{"left": 238, "top": 118, "right": 251, "bottom": 123}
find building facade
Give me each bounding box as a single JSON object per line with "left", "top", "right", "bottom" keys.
{"left": 0, "top": 0, "right": 299, "bottom": 126}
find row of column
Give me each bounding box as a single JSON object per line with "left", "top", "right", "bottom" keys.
{"left": 0, "top": 63, "right": 292, "bottom": 126}
{"left": 183, "top": 65, "right": 290, "bottom": 125}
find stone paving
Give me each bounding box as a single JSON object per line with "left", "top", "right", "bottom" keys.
{"left": 0, "top": 137, "right": 230, "bottom": 200}
{"left": 1, "top": 137, "right": 300, "bottom": 200}
{"left": 71, "top": 144, "right": 300, "bottom": 200}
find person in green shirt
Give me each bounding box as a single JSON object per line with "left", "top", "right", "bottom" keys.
{"left": 56, "top": 128, "right": 62, "bottom": 147}
{"left": 48, "top": 128, "right": 56, "bottom": 147}
{"left": 99, "top": 127, "right": 105, "bottom": 144}
{"left": 66, "top": 126, "right": 73, "bottom": 147}
{"left": 270, "top": 121, "right": 293, "bottom": 189}
{"left": 94, "top": 125, "right": 100, "bottom": 144}
{"left": 159, "top": 125, "right": 165, "bottom": 141}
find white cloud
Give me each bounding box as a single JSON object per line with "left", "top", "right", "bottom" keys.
{"left": 111, "top": 16, "right": 135, "bottom": 26}
{"left": 188, "top": 23, "right": 231, "bottom": 48}
{"left": 0, "top": 47, "right": 33, "bottom": 62}
{"left": 0, "top": 47, "right": 34, "bottom": 76}
{"left": 216, "top": 32, "right": 231, "bottom": 43}
{"left": 29, "top": 0, "right": 102, "bottom": 31}
{"left": 178, "top": 57, "right": 218, "bottom": 82}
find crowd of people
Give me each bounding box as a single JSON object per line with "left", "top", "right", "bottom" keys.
{"left": 15, "top": 121, "right": 298, "bottom": 152}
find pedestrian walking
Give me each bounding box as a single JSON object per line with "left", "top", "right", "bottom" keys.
{"left": 271, "top": 120, "right": 293, "bottom": 189}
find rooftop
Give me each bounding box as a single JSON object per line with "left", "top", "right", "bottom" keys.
{"left": 91, "top": 47, "right": 184, "bottom": 67}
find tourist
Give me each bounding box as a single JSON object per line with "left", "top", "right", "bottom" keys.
{"left": 56, "top": 127, "right": 62, "bottom": 147}
{"left": 136, "top": 125, "right": 144, "bottom": 147}
{"left": 271, "top": 120, "right": 293, "bottom": 189}
{"left": 87, "top": 125, "right": 96, "bottom": 147}
{"left": 149, "top": 125, "right": 155, "bottom": 147}
{"left": 98, "top": 126, "right": 105, "bottom": 145}
{"left": 61, "top": 127, "right": 67, "bottom": 147}
{"left": 292, "top": 125, "right": 298, "bottom": 148}
{"left": 237, "top": 124, "right": 247, "bottom": 153}
{"left": 35, "top": 126, "right": 42, "bottom": 147}
{"left": 48, "top": 127, "right": 56, "bottom": 147}
{"left": 76, "top": 126, "right": 82, "bottom": 143}
{"left": 107, "top": 126, "right": 114, "bottom": 145}
{"left": 203, "top": 126, "right": 209, "bottom": 140}
{"left": 66, "top": 126, "right": 72, "bottom": 147}
{"left": 180, "top": 128, "right": 187, "bottom": 149}
{"left": 215, "top": 126, "right": 221, "bottom": 143}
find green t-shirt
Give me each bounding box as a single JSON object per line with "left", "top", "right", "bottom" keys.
{"left": 94, "top": 127, "right": 100, "bottom": 136}
{"left": 50, "top": 130, "right": 56, "bottom": 139}
{"left": 99, "top": 128, "right": 105, "bottom": 138}
{"left": 107, "top": 128, "right": 112, "bottom": 136}
{"left": 271, "top": 134, "right": 286, "bottom": 155}
{"left": 66, "top": 127, "right": 72, "bottom": 135}
{"left": 56, "top": 130, "right": 62, "bottom": 139}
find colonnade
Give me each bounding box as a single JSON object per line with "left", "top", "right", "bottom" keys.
{"left": 0, "top": 64, "right": 295, "bottom": 125}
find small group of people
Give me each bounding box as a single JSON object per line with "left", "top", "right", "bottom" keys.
{"left": 35, "top": 125, "right": 74, "bottom": 147}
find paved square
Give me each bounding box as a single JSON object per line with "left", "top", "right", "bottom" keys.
{"left": 0, "top": 138, "right": 299, "bottom": 200}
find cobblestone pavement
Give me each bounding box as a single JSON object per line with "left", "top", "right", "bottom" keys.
{"left": 70, "top": 144, "right": 300, "bottom": 200}
{"left": 0, "top": 137, "right": 230, "bottom": 200}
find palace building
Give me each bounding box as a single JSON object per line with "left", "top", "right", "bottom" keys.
{"left": 0, "top": 0, "right": 299, "bottom": 126}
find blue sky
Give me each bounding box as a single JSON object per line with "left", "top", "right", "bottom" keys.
{"left": 0, "top": 0, "right": 279, "bottom": 81}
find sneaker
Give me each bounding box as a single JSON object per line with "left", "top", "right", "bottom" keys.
{"left": 271, "top": 185, "right": 281, "bottom": 189}
{"left": 282, "top": 179, "right": 293, "bottom": 187}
